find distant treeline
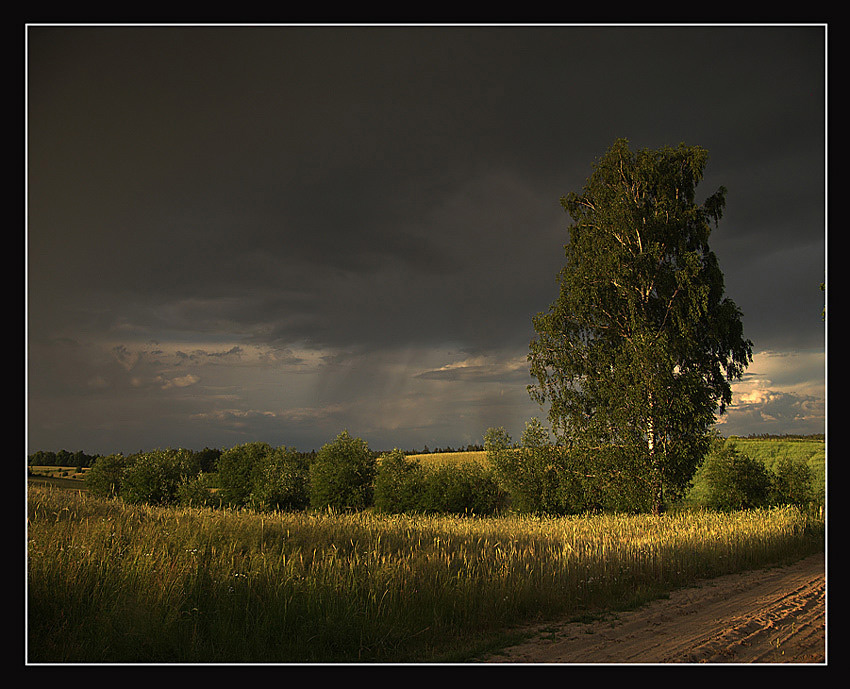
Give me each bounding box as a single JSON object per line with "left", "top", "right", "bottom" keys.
{"left": 29, "top": 447, "right": 299, "bottom": 472}
{"left": 28, "top": 449, "right": 102, "bottom": 468}
{"left": 413, "top": 444, "right": 485, "bottom": 454}
{"left": 28, "top": 435, "right": 821, "bottom": 470}
{"left": 27, "top": 444, "right": 486, "bottom": 469}
{"left": 25, "top": 433, "right": 821, "bottom": 473}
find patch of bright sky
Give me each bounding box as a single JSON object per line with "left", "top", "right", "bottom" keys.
{"left": 720, "top": 349, "right": 825, "bottom": 435}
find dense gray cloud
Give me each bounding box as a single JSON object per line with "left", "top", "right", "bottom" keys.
{"left": 27, "top": 24, "right": 826, "bottom": 454}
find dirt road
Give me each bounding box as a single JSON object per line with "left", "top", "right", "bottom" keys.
{"left": 480, "top": 551, "right": 826, "bottom": 664}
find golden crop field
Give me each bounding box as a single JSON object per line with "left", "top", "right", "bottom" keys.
{"left": 27, "top": 483, "right": 824, "bottom": 663}
{"left": 403, "top": 450, "right": 489, "bottom": 466}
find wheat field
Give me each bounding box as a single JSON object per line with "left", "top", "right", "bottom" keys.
{"left": 27, "top": 483, "right": 824, "bottom": 663}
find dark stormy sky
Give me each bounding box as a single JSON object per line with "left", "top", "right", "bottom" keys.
{"left": 26, "top": 24, "right": 827, "bottom": 455}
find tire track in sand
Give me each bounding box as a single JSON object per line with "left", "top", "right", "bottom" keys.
{"left": 480, "top": 551, "right": 825, "bottom": 664}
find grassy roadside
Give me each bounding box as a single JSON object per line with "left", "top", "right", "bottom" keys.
{"left": 27, "top": 484, "right": 824, "bottom": 663}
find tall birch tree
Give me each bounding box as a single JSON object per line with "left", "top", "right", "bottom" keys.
{"left": 528, "top": 139, "right": 752, "bottom": 514}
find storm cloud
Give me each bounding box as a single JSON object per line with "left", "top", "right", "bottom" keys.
{"left": 27, "top": 24, "right": 827, "bottom": 454}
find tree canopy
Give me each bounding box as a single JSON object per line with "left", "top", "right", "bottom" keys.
{"left": 309, "top": 430, "right": 376, "bottom": 511}
{"left": 528, "top": 138, "right": 752, "bottom": 514}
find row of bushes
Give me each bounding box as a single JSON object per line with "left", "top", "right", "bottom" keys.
{"left": 689, "top": 440, "right": 818, "bottom": 511}
{"left": 83, "top": 431, "right": 501, "bottom": 515}
{"left": 485, "top": 421, "right": 820, "bottom": 515}
{"left": 483, "top": 420, "right": 660, "bottom": 514}
{"left": 373, "top": 450, "right": 503, "bottom": 514}
{"left": 83, "top": 425, "right": 819, "bottom": 516}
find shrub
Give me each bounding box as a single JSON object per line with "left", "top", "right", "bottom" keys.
{"left": 373, "top": 450, "right": 425, "bottom": 514}
{"left": 419, "top": 461, "right": 502, "bottom": 515}
{"left": 177, "top": 472, "right": 219, "bottom": 508}
{"left": 770, "top": 456, "right": 815, "bottom": 508}
{"left": 85, "top": 453, "right": 127, "bottom": 498}
{"left": 486, "top": 420, "right": 569, "bottom": 515}
{"left": 250, "top": 446, "right": 311, "bottom": 512}
{"left": 216, "top": 442, "right": 273, "bottom": 508}
{"left": 583, "top": 444, "right": 655, "bottom": 514}
{"left": 121, "top": 449, "right": 200, "bottom": 505}
{"left": 485, "top": 420, "right": 654, "bottom": 515}
{"left": 309, "top": 431, "right": 375, "bottom": 511}
{"left": 700, "top": 440, "right": 772, "bottom": 511}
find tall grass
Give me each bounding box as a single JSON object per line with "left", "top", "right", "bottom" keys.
{"left": 27, "top": 484, "right": 824, "bottom": 664}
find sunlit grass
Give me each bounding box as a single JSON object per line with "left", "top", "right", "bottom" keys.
{"left": 403, "top": 451, "right": 489, "bottom": 466}
{"left": 27, "top": 484, "right": 823, "bottom": 663}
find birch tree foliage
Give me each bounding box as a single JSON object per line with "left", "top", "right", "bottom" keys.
{"left": 528, "top": 138, "right": 753, "bottom": 513}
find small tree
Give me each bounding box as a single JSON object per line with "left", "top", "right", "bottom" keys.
{"left": 486, "top": 421, "right": 563, "bottom": 514}
{"left": 216, "top": 442, "right": 273, "bottom": 508}
{"left": 85, "top": 453, "right": 127, "bottom": 497}
{"left": 309, "top": 431, "right": 376, "bottom": 511}
{"left": 121, "top": 448, "right": 200, "bottom": 505}
{"left": 771, "top": 456, "right": 814, "bottom": 508}
{"left": 373, "top": 450, "right": 425, "bottom": 514}
{"left": 194, "top": 447, "right": 222, "bottom": 473}
{"left": 486, "top": 421, "right": 653, "bottom": 515}
{"left": 250, "top": 446, "right": 311, "bottom": 512}
{"left": 700, "top": 441, "right": 772, "bottom": 511}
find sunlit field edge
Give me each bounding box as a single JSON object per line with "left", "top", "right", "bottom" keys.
{"left": 27, "top": 481, "right": 824, "bottom": 664}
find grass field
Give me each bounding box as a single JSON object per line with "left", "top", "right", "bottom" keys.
{"left": 28, "top": 465, "right": 89, "bottom": 480}
{"left": 404, "top": 451, "right": 489, "bottom": 466}
{"left": 27, "top": 481, "right": 824, "bottom": 663}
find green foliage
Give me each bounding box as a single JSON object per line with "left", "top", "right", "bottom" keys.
{"left": 373, "top": 450, "right": 426, "bottom": 514}
{"left": 698, "top": 441, "right": 772, "bottom": 511}
{"left": 528, "top": 138, "right": 752, "bottom": 514}
{"left": 216, "top": 442, "right": 273, "bottom": 508}
{"left": 731, "top": 438, "right": 824, "bottom": 504}
{"left": 419, "top": 462, "right": 502, "bottom": 515}
{"left": 770, "top": 456, "right": 815, "bottom": 508}
{"left": 486, "top": 421, "right": 563, "bottom": 514}
{"left": 688, "top": 439, "right": 819, "bottom": 512}
{"left": 374, "top": 449, "right": 502, "bottom": 516}
{"left": 309, "top": 431, "right": 376, "bottom": 511}
{"left": 177, "top": 472, "right": 219, "bottom": 508}
{"left": 194, "top": 447, "right": 222, "bottom": 473}
{"left": 568, "top": 444, "right": 656, "bottom": 514}
{"left": 84, "top": 453, "right": 127, "bottom": 498}
{"left": 486, "top": 421, "right": 654, "bottom": 515}
{"left": 249, "top": 446, "right": 311, "bottom": 512}
{"left": 29, "top": 449, "right": 100, "bottom": 468}
{"left": 45, "top": 431, "right": 824, "bottom": 520}
{"left": 121, "top": 449, "right": 201, "bottom": 505}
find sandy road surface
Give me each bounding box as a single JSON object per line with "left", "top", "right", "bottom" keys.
{"left": 480, "top": 551, "right": 826, "bottom": 664}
